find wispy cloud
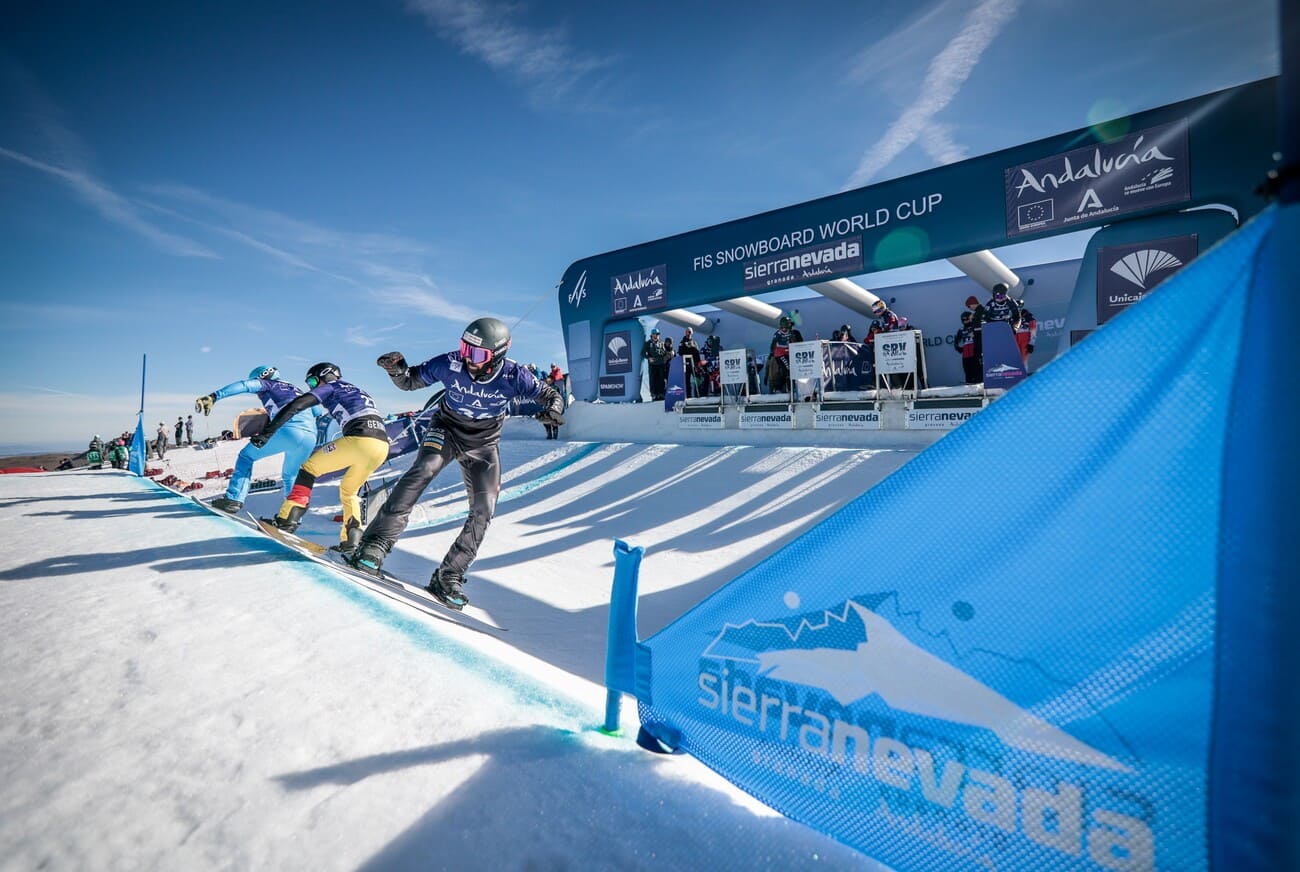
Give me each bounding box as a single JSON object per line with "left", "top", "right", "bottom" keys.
{"left": 370, "top": 285, "right": 488, "bottom": 324}
{"left": 345, "top": 323, "right": 406, "bottom": 347}
{"left": 0, "top": 300, "right": 121, "bottom": 324}
{"left": 843, "top": 0, "right": 1021, "bottom": 189}
{"left": 0, "top": 63, "right": 215, "bottom": 258}
{"left": 138, "top": 184, "right": 475, "bottom": 335}
{"left": 0, "top": 146, "right": 217, "bottom": 258}
{"left": 403, "top": 0, "right": 610, "bottom": 105}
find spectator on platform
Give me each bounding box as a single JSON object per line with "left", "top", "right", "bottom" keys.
{"left": 174, "top": 417, "right": 184, "bottom": 447}
{"left": 962, "top": 294, "right": 987, "bottom": 374}
{"left": 956, "top": 310, "right": 980, "bottom": 384}
{"left": 678, "top": 328, "right": 702, "bottom": 398}
{"left": 642, "top": 328, "right": 669, "bottom": 401}
{"left": 984, "top": 282, "right": 1022, "bottom": 328}
{"left": 870, "top": 300, "right": 911, "bottom": 390}
{"left": 767, "top": 315, "right": 803, "bottom": 393}
{"left": 185, "top": 415, "right": 194, "bottom": 445}
{"left": 870, "top": 299, "right": 901, "bottom": 334}
{"left": 839, "top": 324, "right": 857, "bottom": 343}
{"left": 1015, "top": 299, "right": 1037, "bottom": 366}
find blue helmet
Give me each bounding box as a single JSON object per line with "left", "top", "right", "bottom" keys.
{"left": 249, "top": 365, "right": 279, "bottom": 381}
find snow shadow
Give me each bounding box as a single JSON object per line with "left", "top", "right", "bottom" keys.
{"left": 274, "top": 725, "right": 871, "bottom": 870}
{"left": 0, "top": 536, "right": 283, "bottom": 581}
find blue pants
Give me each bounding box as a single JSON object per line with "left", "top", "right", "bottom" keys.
{"left": 226, "top": 423, "right": 316, "bottom": 503}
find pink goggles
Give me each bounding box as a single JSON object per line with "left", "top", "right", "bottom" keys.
{"left": 459, "top": 340, "right": 495, "bottom": 365}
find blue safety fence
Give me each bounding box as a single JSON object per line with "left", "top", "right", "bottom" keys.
{"left": 605, "top": 205, "right": 1296, "bottom": 871}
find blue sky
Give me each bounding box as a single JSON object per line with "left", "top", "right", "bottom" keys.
{"left": 0, "top": 0, "right": 1277, "bottom": 449}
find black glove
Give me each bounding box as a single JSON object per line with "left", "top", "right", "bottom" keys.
{"left": 377, "top": 351, "right": 407, "bottom": 376}
{"left": 536, "top": 409, "right": 564, "bottom": 428}
{"left": 1026, "top": 344, "right": 1034, "bottom": 354}
{"left": 249, "top": 430, "right": 271, "bottom": 448}
{"left": 195, "top": 394, "right": 216, "bottom": 415}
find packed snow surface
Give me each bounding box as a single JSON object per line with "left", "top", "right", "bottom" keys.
{"left": 0, "top": 434, "right": 914, "bottom": 870}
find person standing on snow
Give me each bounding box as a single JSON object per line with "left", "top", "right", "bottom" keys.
{"left": 194, "top": 365, "right": 325, "bottom": 514}
{"left": 253, "top": 363, "right": 389, "bottom": 552}
{"left": 348, "top": 317, "right": 565, "bottom": 611}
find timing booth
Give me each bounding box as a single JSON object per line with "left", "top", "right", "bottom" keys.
{"left": 556, "top": 78, "right": 1275, "bottom": 430}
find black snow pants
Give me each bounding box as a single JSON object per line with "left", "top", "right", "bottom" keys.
{"left": 361, "top": 414, "right": 502, "bottom": 575}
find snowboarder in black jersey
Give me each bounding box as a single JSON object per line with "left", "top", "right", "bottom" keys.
{"left": 349, "top": 317, "right": 564, "bottom": 610}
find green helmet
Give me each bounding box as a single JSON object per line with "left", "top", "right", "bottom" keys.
{"left": 459, "top": 317, "right": 512, "bottom": 382}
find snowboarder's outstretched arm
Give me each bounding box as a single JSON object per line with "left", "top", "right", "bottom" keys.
{"left": 251, "top": 393, "right": 320, "bottom": 447}
{"left": 195, "top": 378, "right": 262, "bottom": 415}
{"left": 377, "top": 352, "right": 430, "bottom": 391}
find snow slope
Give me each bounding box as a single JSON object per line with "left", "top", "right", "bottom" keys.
{"left": 0, "top": 432, "right": 915, "bottom": 870}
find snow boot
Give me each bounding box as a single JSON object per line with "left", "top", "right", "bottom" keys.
{"left": 263, "top": 504, "right": 306, "bottom": 534}
{"left": 348, "top": 539, "right": 387, "bottom": 575}
{"left": 210, "top": 496, "right": 243, "bottom": 514}
{"left": 425, "top": 566, "right": 468, "bottom": 610}
{"left": 334, "top": 519, "right": 363, "bottom": 557}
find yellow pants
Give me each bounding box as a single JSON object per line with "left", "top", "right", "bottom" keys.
{"left": 275, "top": 435, "right": 390, "bottom": 541}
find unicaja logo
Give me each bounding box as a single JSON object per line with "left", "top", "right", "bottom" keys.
{"left": 1109, "top": 249, "right": 1183, "bottom": 290}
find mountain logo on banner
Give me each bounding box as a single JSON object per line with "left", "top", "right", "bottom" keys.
{"left": 702, "top": 598, "right": 1131, "bottom": 772}
{"left": 1109, "top": 249, "right": 1185, "bottom": 290}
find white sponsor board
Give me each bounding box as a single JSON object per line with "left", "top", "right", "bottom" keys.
{"left": 739, "top": 410, "right": 794, "bottom": 429}
{"left": 875, "top": 330, "right": 918, "bottom": 375}
{"left": 814, "top": 409, "right": 881, "bottom": 430}
{"left": 678, "top": 412, "right": 724, "bottom": 430}
{"left": 907, "top": 406, "right": 978, "bottom": 429}
{"left": 788, "top": 341, "right": 822, "bottom": 381}
{"left": 719, "top": 349, "right": 747, "bottom": 386}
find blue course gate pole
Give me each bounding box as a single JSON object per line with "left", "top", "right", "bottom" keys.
{"left": 602, "top": 539, "right": 644, "bottom": 735}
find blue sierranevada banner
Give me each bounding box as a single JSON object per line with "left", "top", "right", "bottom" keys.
{"left": 615, "top": 208, "right": 1280, "bottom": 871}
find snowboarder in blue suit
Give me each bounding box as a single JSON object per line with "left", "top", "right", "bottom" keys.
{"left": 194, "top": 365, "right": 323, "bottom": 513}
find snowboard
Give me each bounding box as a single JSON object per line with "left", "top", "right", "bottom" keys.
{"left": 249, "top": 515, "right": 507, "bottom": 636}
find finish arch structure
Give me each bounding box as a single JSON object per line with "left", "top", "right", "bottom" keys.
{"left": 556, "top": 78, "right": 1278, "bottom": 403}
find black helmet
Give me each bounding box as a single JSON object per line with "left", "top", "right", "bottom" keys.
{"left": 460, "top": 316, "right": 511, "bottom": 382}
{"left": 960, "top": 311, "right": 973, "bottom": 323}
{"left": 778, "top": 315, "right": 793, "bottom": 330}
{"left": 306, "top": 362, "right": 341, "bottom": 389}
{"left": 992, "top": 282, "right": 1009, "bottom": 298}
